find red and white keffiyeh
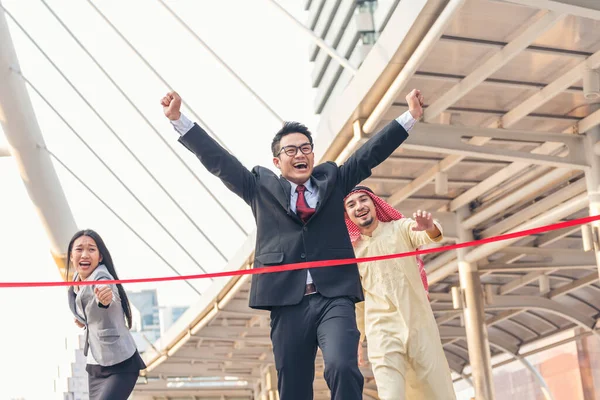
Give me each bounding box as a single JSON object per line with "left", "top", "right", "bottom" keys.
{"left": 344, "top": 187, "right": 429, "bottom": 294}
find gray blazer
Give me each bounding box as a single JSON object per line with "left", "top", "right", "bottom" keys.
{"left": 68, "top": 265, "right": 137, "bottom": 366}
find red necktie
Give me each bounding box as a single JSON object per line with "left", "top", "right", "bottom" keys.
{"left": 296, "top": 185, "right": 315, "bottom": 223}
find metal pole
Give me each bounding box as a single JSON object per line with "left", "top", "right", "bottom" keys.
{"left": 456, "top": 207, "right": 496, "bottom": 400}
{"left": 265, "top": 0, "right": 357, "bottom": 74}
{"left": 0, "top": 2, "right": 77, "bottom": 278}
{"left": 84, "top": 0, "right": 228, "bottom": 151}
{"left": 158, "top": 0, "right": 284, "bottom": 123}
{"left": 260, "top": 364, "right": 279, "bottom": 400}
{"left": 584, "top": 104, "right": 600, "bottom": 278}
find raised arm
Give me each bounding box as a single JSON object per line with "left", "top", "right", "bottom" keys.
{"left": 93, "top": 272, "right": 119, "bottom": 309}
{"left": 399, "top": 210, "right": 444, "bottom": 249}
{"left": 339, "top": 90, "right": 423, "bottom": 193}
{"left": 162, "top": 92, "right": 256, "bottom": 204}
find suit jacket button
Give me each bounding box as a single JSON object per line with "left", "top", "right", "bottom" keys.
{"left": 303, "top": 226, "right": 308, "bottom": 231}
{"left": 301, "top": 253, "right": 306, "bottom": 259}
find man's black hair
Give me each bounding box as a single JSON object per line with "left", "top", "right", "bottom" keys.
{"left": 271, "top": 121, "right": 313, "bottom": 157}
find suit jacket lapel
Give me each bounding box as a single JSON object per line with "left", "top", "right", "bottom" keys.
{"left": 278, "top": 177, "right": 304, "bottom": 223}
{"left": 68, "top": 287, "right": 78, "bottom": 316}
{"left": 259, "top": 175, "right": 289, "bottom": 214}
{"left": 69, "top": 286, "right": 86, "bottom": 323}
{"left": 312, "top": 173, "right": 331, "bottom": 214}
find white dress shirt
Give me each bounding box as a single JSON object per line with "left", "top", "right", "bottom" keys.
{"left": 288, "top": 179, "right": 318, "bottom": 284}
{"left": 170, "top": 111, "right": 417, "bottom": 286}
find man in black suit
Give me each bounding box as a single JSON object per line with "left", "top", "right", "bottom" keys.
{"left": 161, "top": 89, "right": 424, "bottom": 400}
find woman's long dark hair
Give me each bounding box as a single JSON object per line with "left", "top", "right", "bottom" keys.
{"left": 66, "top": 229, "right": 133, "bottom": 329}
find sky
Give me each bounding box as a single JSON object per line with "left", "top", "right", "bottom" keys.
{"left": 0, "top": 0, "right": 319, "bottom": 398}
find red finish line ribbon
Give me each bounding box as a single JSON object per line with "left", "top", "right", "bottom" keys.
{"left": 2, "top": 215, "right": 599, "bottom": 288}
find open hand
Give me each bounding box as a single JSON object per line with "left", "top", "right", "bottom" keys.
{"left": 406, "top": 89, "right": 424, "bottom": 120}
{"left": 94, "top": 285, "right": 113, "bottom": 306}
{"left": 412, "top": 210, "right": 434, "bottom": 231}
{"left": 161, "top": 91, "right": 182, "bottom": 121}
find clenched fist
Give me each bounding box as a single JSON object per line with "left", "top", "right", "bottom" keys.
{"left": 94, "top": 285, "right": 113, "bottom": 307}
{"left": 406, "top": 89, "right": 424, "bottom": 120}
{"left": 161, "top": 91, "right": 182, "bottom": 121}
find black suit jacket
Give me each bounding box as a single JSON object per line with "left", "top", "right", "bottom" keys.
{"left": 178, "top": 120, "right": 409, "bottom": 309}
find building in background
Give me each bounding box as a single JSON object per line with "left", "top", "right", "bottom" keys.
{"left": 128, "top": 289, "right": 188, "bottom": 352}
{"left": 53, "top": 334, "right": 88, "bottom": 400}
{"left": 159, "top": 305, "right": 189, "bottom": 335}
{"left": 128, "top": 290, "right": 160, "bottom": 345}
{"left": 306, "top": 0, "right": 391, "bottom": 115}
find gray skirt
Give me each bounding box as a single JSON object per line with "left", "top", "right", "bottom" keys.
{"left": 88, "top": 371, "right": 138, "bottom": 400}
{"left": 87, "top": 351, "right": 146, "bottom": 400}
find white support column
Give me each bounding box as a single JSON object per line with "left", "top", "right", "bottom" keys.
{"left": 500, "top": 0, "right": 600, "bottom": 21}
{"left": 0, "top": 2, "right": 77, "bottom": 278}
{"left": 259, "top": 364, "right": 279, "bottom": 400}
{"left": 456, "top": 207, "right": 496, "bottom": 400}
{"left": 584, "top": 105, "right": 600, "bottom": 278}
{"left": 253, "top": 379, "right": 262, "bottom": 400}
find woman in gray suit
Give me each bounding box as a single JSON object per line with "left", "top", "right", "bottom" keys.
{"left": 67, "top": 229, "right": 146, "bottom": 400}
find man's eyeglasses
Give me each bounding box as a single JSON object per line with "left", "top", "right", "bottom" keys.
{"left": 278, "top": 142, "right": 314, "bottom": 157}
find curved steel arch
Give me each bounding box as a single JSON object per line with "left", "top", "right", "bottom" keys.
{"left": 439, "top": 326, "right": 554, "bottom": 400}
{"left": 436, "top": 295, "right": 598, "bottom": 335}
{"left": 489, "top": 295, "right": 598, "bottom": 335}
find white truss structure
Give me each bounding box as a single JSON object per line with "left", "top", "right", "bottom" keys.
{"left": 2, "top": 0, "right": 600, "bottom": 399}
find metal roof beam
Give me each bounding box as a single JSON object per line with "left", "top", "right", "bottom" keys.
{"left": 546, "top": 272, "right": 599, "bottom": 298}
{"left": 499, "top": 0, "right": 600, "bottom": 20}
{"left": 423, "top": 11, "right": 564, "bottom": 121}
{"left": 449, "top": 51, "right": 600, "bottom": 211}
{"left": 578, "top": 107, "right": 600, "bottom": 134}
{"left": 414, "top": 71, "right": 583, "bottom": 93}
{"left": 385, "top": 103, "right": 582, "bottom": 123}
{"left": 196, "top": 326, "right": 271, "bottom": 337}
{"left": 149, "top": 369, "right": 259, "bottom": 380}
{"left": 388, "top": 154, "right": 509, "bottom": 166}
{"left": 366, "top": 175, "right": 479, "bottom": 187}
{"left": 192, "top": 335, "right": 270, "bottom": 346}
{"left": 389, "top": 11, "right": 594, "bottom": 208}
{"left": 490, "top": 295, "right": 595, "bottom": 329}
{"left": 402, "top": 125, "right": 586, "bottom": 170}
{"left": 480, "top": 259, "right": 596, "bottom": 272}
{"left": 427, "top": 193, "right": 589, "bottom": 283}
{"left": 439, "top": 326, "right": 520, "bottom": 354}
{"left": 436, "top": 295, "right": 596, "bottom": 329}
{"left": 480, "top": 179, "right": 587, "bottom": 238}
{"left": 439, "top": 34, "right": 591, "bottom": 59}
{"left": 502, "top": 49, "right": 600, "bottom": 128}
{"left": 449, "top": 143, "right": 566, "bottom": 211}
{"left": 496, "top": 247, "right": 588, "bottom": 256}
